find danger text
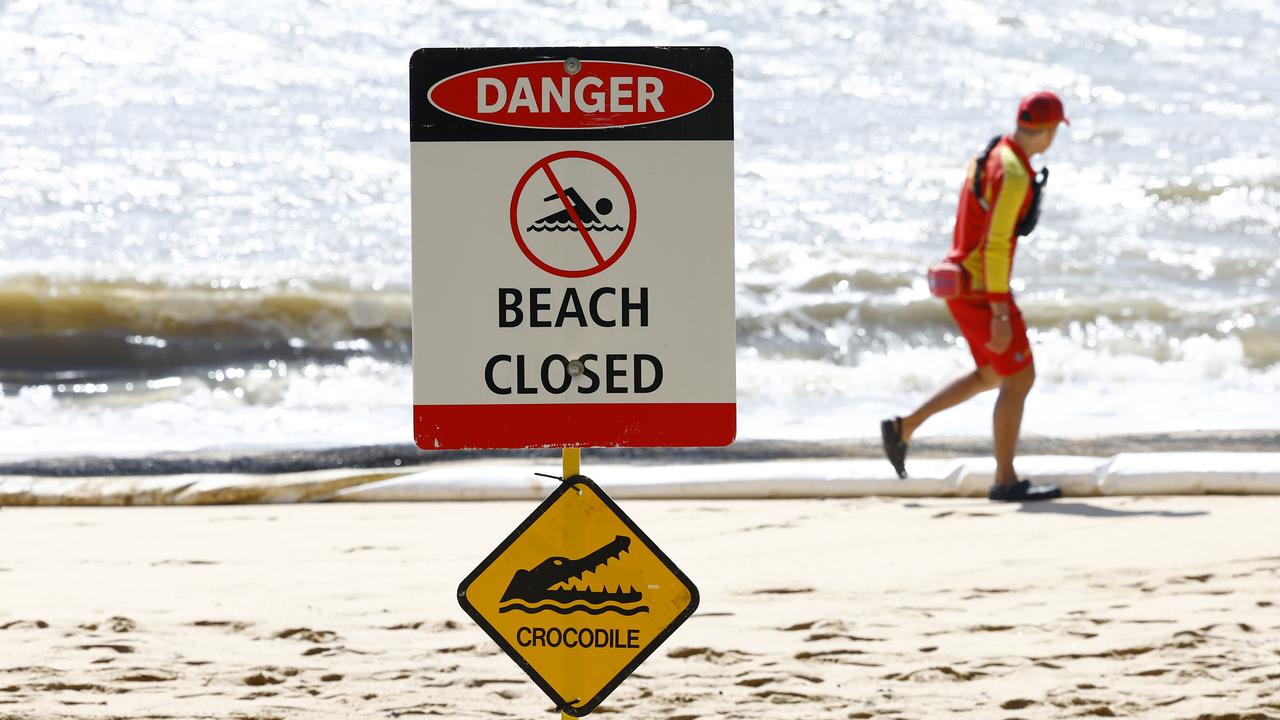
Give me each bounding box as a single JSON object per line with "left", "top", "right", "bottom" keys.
{"left": 478, "top": 76, "right": 664, "bottom": 115}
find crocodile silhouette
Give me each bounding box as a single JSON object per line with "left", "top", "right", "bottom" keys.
{"left": 498, "top": 535, "right": 648, "bottom": 615}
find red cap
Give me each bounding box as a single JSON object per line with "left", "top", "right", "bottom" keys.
{"left": 1017, "top": 91, "right": 1069, "bottom": 129}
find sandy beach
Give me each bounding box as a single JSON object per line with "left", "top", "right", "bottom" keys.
{"left": 2, "top": 496, "right": 1278, "bottom": 719}
{"left": 4, "top": 5, "right": 1279, "bottom": 720}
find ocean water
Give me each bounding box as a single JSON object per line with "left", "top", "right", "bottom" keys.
{"left": 1, "top": 0, "right": 1277, "bottom": 458}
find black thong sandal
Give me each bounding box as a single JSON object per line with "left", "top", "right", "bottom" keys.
{"left": 880, "top": 416, "right": 908, "bottom": 479}
{"left": 987, "top": 478, "right": 1063, "bottom": 502}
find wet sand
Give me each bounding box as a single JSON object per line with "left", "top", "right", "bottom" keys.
{"left": 1, "top": 497, "right": 1278, "bottom": 718}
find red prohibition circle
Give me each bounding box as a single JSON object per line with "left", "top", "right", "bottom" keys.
{"left": 509, "top": 150, "right": 637, "bottom": 278}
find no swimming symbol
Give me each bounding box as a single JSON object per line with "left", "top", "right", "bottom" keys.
{"left": 510, "top": 150, "right": 637, "bottom": 278}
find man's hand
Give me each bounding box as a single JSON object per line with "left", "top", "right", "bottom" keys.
{"left": 985, "top": 303, "right": 1013, "bottom": 354}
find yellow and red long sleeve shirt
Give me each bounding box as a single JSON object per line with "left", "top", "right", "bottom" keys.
{"left": 946, "top": 135, "right": 1035, "bottom": 302}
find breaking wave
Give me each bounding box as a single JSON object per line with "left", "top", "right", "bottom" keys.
{"left": 3, "top": 271, "right": 1276, "bottom": 388}
{"left": 0, "top": 275, "right": 410, "bottom": 382}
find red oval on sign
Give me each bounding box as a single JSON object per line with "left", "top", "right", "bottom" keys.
{"left": 428, "top": 60, "right": 714, "bottom": 130}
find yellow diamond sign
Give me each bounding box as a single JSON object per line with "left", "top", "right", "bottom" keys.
{"left": 457, "top": 475, "right": 699, "bottom": 716}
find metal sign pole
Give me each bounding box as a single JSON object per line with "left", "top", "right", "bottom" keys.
{"left": 562, "top": 446, "right": 580, "bottom": 719}
{"left": 562, "top": 447, "right": 580, "bottom": 480}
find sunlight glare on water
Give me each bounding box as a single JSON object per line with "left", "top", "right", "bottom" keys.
{"left": 0, "top": 0, "right": 1277, "bottom": 455}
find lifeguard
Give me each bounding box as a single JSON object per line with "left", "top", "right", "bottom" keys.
{"left": 881, "top": 91, "right": 1070, "bottom": 502}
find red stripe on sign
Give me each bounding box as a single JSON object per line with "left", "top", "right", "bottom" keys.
{"left": 414, "top": 403, "right": 736, "bottom": 450}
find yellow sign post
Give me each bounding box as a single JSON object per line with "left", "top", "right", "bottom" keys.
{"left": 457, "top": 449, "right": 698, "bottom": 717}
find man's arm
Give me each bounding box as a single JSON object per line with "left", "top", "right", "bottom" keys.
{"left": 983, "top": 150, "right": 1030, "bottom": 303}
{"left": 986, "top": 300, "right": 1013, "bottom": 353}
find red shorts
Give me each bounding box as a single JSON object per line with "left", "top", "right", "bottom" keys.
{"left": 946, "top": 298, "right": 1033, "bottom": 377}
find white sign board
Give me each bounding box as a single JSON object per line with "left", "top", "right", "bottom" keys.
{"left": 410, "top": 47, "right": 734, "bottom": 449}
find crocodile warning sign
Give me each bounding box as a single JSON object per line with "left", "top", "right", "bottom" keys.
{"left": 457, "top": 476, "right": 698, "bottom": 716}
{"left": 410, "top": 46, "right": 735, "bottom": 450}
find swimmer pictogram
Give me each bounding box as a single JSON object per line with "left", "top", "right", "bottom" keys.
{"left": 510, "top": 150, "right": 637, "bottom": 278}
{"left": 499, "top": 535, "right": 649, "bottom": 616}
{"left": 526, "top": 188, "right": 623, "bottom": 233}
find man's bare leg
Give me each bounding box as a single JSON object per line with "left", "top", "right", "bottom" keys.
{"left": 992, "top": 363, "right": 1036, "bottom": 485}
{"left": 901, "top": 365, "right": 1000, "bottom": 443}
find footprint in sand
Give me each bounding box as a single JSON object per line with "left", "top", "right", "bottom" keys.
{"left": 779, "top": 619, "right": 854, "bottom": 633}
{"left": 752, "top": 689, "right": 817, "bottom": 704}
{"left": 437, "top": 644, "right": 476, "bottom": 654}
{"left": 0, "top": 620, "right": 48, "bottom": 630}
{"left": 805, "top": 631, "right": 885, "bottom": 642}
{"left": 276, "top": 627, "right": 339, "bottom": 643}
{"left": 384, "top": 620, "right": 462, "bottom": 631}
{"left": 467, "top": 678, "right": 524, "bottom": 688}
{"left": 191, "top": 620, "right": 253, "bottom": 632}
{"left": 78, "top": 614, "right": 136, "bottom": 630}
{"left": 492, "top": 688, "right": 520, "bottom": 699}
{"left": 39, "top": 682, "right": 117, "bottom": 693}
{"left": 244, "top": 671, "right": 288, "bottom": 686}
{"left": 666, "top": 647, "right": 754, "bottom": 665}
{"left": 883, "top": 666, "right": 987, "bottom": 682}
{"left": 794, "top": 649, "right": 877, "bottom": 665}
{"left": 78, "top": 644, "right": 134, "bottom": 654}
{"left": 106, "top": 617, "right": 137, "bottom": 633}
{"left": 117, "top": 670, "right": 177, "bottom": 682}
{"left": 1054, "top": 698, "right": 1119, "bottom": 716}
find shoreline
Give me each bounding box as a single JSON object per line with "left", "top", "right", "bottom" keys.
{"left": 1, "top": 429, "right": 1277, "bottom": 478}
{"left": 3, "top": 450, "right": 1280, "bottom": 506}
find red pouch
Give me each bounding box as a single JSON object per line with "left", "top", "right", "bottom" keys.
{"left": 927, "top": 262, "right": 968, "bottom": 299}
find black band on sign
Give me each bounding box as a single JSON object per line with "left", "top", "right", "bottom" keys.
{"left": 410, "top": 46, "right": 733, "bottom": 142}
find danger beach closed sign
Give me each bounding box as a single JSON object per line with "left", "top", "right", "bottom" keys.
{"left": 410, "top": 47, "right": 734, "bottom": 450}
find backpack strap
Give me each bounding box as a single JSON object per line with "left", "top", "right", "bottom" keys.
{"left": 1015, "top": 167, "right": 1050, "bottom": 237}
{"left": 971, "top": 135, "right": 1003, "bottom": 212}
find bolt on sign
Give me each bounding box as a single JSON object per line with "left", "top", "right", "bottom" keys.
{"left": 410, "top": 47, "right": 735, "bottom": 449}
{"left": 457, "top": 475, "right": 698, "bottom": 716}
